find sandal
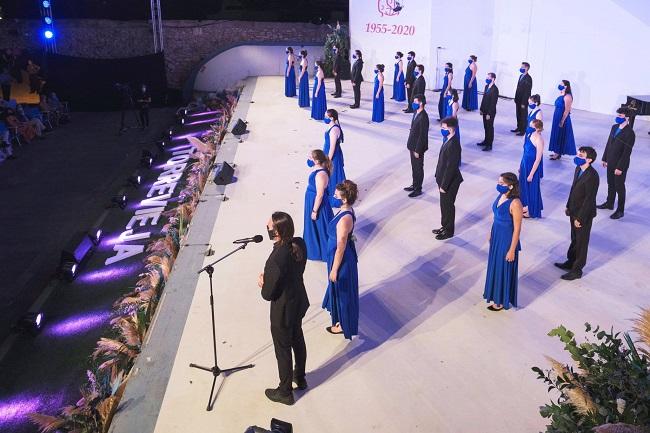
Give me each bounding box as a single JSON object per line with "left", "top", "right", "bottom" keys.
{"left": 487, "top": 305, "right": 504, "bottom": 312}
{"left": 326, "top": 326, "right": 344, "bottom": 335}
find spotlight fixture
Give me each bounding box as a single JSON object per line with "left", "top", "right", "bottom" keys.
{"left": 140, "top": 150, "right": 154, "bottom": 168}
{"left": 44, "top": 30, "right": 54, "bottom": 39}
{"left": 16, "top": 312, "right": 44, "bottom": 334}
{"left": 44, "top": 16, "right": 52, "bottom": 24}
{"left": 168, "top": 127, "right": 174, "bottom": 138}
{"left": 60, "top": 261, "right": 78, "bottom": 281}
{"left": 42, "top": 0, "right": 50, "bottom": 7}
{"left": 156, "top": 139, "right": 168, "bottom": 152}
{"left": 111, "top": 194, "right": 128, "bottom": 209}
{"left": 88, "top": 227, "right": 103, "bottom": 246}
{"left": 127, "top": 171, "right": 142, "bottom": 187}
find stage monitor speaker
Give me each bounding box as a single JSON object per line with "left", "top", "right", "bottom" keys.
{"left": 231, "top": 118, "right": 248, "bottom": 135}
{"left": 214, "top": 162, "right": 235, "bottom": 185}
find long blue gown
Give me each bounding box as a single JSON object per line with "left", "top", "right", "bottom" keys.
{"left": 371, "top": 74, "right": 385, "bottom": 122}
{"left": 462, "top": 64, "right": 478, "bottom": 110}
{"left": 519, "top": 131, "right": 544, "bottom": 218}
{"left": 322, "top": 210, "right": 359, "bottom": 339}
{"left": 311, "top": 74, "right": 327, "bottom": 120}
{"left": 285, "top": 60, "right": 296, "bottom": 97}
{"left": 303, "top": 168, "right": 334, "bottom": 261}
{"left": 438, "top": 73, "right": 450, "bottom": 119}
{"left": 483, "top": 196, "right": 520, "bottom": 309}
{"left": 298, "top": 64, "right": 310, "bottom": 107}
{"left": 392, "top": 63, "right": 406, "bottom": 101}
{"left": 549, "top": 95, "right": 576, "bottom": 156}
{"left": 323, "top": 124, "right": 345, "bottom": 196}
{"left": 444, "top": 97, "right": 461, "bottom": 141}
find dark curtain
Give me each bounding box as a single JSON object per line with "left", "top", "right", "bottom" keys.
{"left": 44, "top": 52, "right": 167, "bottom": 111}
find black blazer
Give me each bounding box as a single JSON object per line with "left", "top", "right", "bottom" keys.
{"left": 261, "top": 237, "right": 309, "bottom": 328}
{"left": 602, "top": 124, "right": 635, "bottom": 171}
{"left": 351, "top": 59, "right": 364, "bottom": 84}
{"left": 332, "top": 53, "right": 342, "bottom": 74}
{"left": 434, "top": 134, "right": 463, "bottom": 190}
{"left": 405, "top": 59, "right": 416, "bottom": 85}
{"left": 514, "top": 74, "right": 532, "bottom": 104}
{"left": 412, "top": 75, "right": 426, "bottom": 97}
{"left": 566, "top": 165, "right": 599, "bottom": 223}
{"left": 480, "top": 84, "right": 499, "bottom": 116}
{"left": 406, "top": 109, "right": 429, "bottom": 154}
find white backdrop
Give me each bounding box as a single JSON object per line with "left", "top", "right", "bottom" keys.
{"left": 350, "top": 0, "right": 650, "bottom": 115}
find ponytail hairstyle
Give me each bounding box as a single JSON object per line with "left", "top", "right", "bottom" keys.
{"left": 469, "top": 55, "right": 477, "bottom": 62}
{"left": 445, "top": 62, "right": 453, "bottom": 73}
{"left": 300, "top": 49, "right": 307, "bottom": 57}
{"left": 287, "top": 47, "right": 294, "bottom": 54}
{"left": 450, "top": 88, "right": 459, "bottom": 102}
{"left": 337, "top": 180, "right": 359, "bottom": 206}
{"left": 561, "top": 79, "right": 572, "bottom": 95}
{"left": 500, "top": 172, "right": 520, "bottom": 199}
{"left": 271, "top": 211, "right": 304, "bottom": 262}
{"left": 311, "top": 149, "right": 332, "bottom": 175}
{"left": 325, "top": 108, "right": 339, "bottom": 122}
{"left": 376, "top": 64, "right": 385, "bottom": 73}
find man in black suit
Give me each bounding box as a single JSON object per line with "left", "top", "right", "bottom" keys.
{"left": 597, "top": 107, "right": 635, "bottom": 219}
{"left": 331, "top": 44, "right": 342, "bottom": 98}
{"left": 477, "top": 72, "right": 499, "bottom": 151}
{"left": 433, "top": 117, "right": 463, "bottom": 240}
{"left": 404, "top": 94, "right": 429, "bottom": 198}
{"left": 349, "top": 50, "right": 364, "bottom": 109}
{"left": 403, "top": 51, "right": 417, "bottom": 113}
{"left": 259, "top": 212, "right": 309, "bottom": 405}
{"left": 555, "top": 146, "right": 599, "bottom": 280}
{"left": 512, "top": 62, "right": 532, "bottom": 135}
{"left": 412, "top": 64, "right": 426, "bottom": 100}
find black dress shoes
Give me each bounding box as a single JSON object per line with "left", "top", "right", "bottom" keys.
{"left": 331, "top": 92, "right": 337, "bottom": 96}
{"left": 515, "top": 132, "right": 525, "bottom": 136}
{"left": 554, "top": 261, "right": 572, "bottom": 270}
{"left": 482, "top": 146, "right": 492, "bottom": 151}
{"left": 404, "top": 185, "right": 415, "bottom": 191}
{"left": 403, "top": 109, "right": 414, "bottom": 113}
{"left": 476, "top": 142, "right": 485, "bottom": 146}
{"left": 408, "top": 190, "right": 423, "bottom": 198}
{"left": 561, "top": 271, "right": 583, "bottom": 281}
{"left": 349, "top": 105, "right": 359, "bottom": 109}
{"left": 333, "top": 95, "right": 341, "bottom": 98}
{"left": 597, "top": 202, "right": 614, "bottom": 210}
{"left": 610, "top": 211, "right": 624, "bottom": 219}
{"left": 510, "top": 128, "right": 520, "bottom": 133}
{"left": 435, "top": 231, "right": 453, "bottom": 240}
{"left": 265, "top": 388, "right": 295, "bottom": 405}
{"left": 432, "top": 227, "right": 444, "bottom": 235}
{"left": 293, "top": 375, "right": 308, "bottom": 391}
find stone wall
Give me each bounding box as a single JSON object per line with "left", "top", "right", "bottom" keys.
{"left": 0, "top": 19, "right": 328, "bottom": 87}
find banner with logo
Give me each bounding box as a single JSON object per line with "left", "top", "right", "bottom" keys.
{"left": 350, "top": 0, "right": 433, "bottom": 88}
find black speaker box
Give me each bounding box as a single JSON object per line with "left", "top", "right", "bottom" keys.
{"left": 231, "top": 118, "right": 248, "bottom": 135}
{"left": 214, "top": 162, "right": 235, "bottom": 185}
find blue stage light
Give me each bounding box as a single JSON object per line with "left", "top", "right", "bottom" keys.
{"left": 44, "top": 30, "right": 54, "bottom": 39}
{"left": 42, "top": 0, "right": 51, "bottom": 7}
{"left": 44, "top": 16, "right": 52, "bottom": 24}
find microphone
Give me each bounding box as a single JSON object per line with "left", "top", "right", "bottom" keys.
{"left": 233, "top": 235, "right": 263, "bottom": 244}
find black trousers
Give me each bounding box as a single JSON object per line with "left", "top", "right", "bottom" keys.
{"left": 605, "top": 165, "right": 627, "bottom": 212}
{"left": 139, "top": 108, "right": 150, "bottom": 127}
{"left": 410, "top": 150, "right": 425, "bottom": 191}
{"left": 334, "top": 74, "right": 342, "bottom": 96}
{"left": 439, "top": 178, "right": 461, "bottom": 235}
{"left": 271, "top": 321, "right": 307, "bottom": 394}
{"left": 352, "top": 82, "right": 361, "bottom": 106}
{"left": 406, "top": 83, "right": 414, "bottom": 110}
{"left": 567, "top": 216, "right": 593, "bottom": 273}
{"left": 482, "top": 114, "right": 495, "bottom": 147}
{"left": 515, "top": 101, "right": 527, "bottom": 132}
{"left": 1, "top": 84, "right": 10, "bottom": 101}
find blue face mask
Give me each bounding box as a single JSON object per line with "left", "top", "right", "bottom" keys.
{"left": 333, "top": 48, "right": 337, "bottom": 53}
{"left": 519, "top": 67, "right": 526, "bottom": 73}
{"left": 486, "top": 78, "right": 492, "bottom": 85}
{"left": 324, "top": 117, "right": 332, "bottom": 125}
{"left": 526, "top": 126, "right": 536, "bottom": 134}
{"left": 330, "top": 196, "right": 344, "bottom": 208}
{"left": 574, "top": 156, "right": 587, "bottom": 166}
{"left": 615, "top": 117, "right": 625, "bottom": 124}
{"left": 440, "top": 129, "right": 450, "bottom": 137}
{"left": 412, "top": 102, "right": 420, "bottom": 110}
{"left": 445, "top": 67, "right": 450, "bottom": 73}
{"left": 374, "top": 69, "right": 378, "bottom": 74}
{"left": 395, "top": 55, "right": 399, "bottom": 59}
{"left": 558, "top": 85, "right": 565, "bottom": 91}
{"left": 307, "top": 159, "right": 315, "bottom": 168}
{"left": 352, "top": 54, "right": 357, "bottom": 60}
{"left": 285, "top": 50, "right": 289, "bottom": 54}
{"left": 496, "top": 184, "right": 509, "bottom": 194}
{"left": 407, "top": 56, "right": 412, "bottom": 61}
{"left": 314, "top": 65, "right": 318, "bottom": 71}
{"left": 468, "top": 59, "right": 473, "bottom": 64}
{"left": 528, "top": 103, "right": 536, "bottom": 109}
{"left": 414, "top": 71, "right": 420, "bottom": 77}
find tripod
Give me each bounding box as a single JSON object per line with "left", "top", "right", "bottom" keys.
{"left": 190, "top": 242, "right": 255, "bottom": 411}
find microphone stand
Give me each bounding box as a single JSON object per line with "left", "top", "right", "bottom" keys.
{"left": 190, "top": 241, "right": 256, "bottom": 411}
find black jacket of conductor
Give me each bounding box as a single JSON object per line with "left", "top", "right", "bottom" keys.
{"left": 261, "top": 237, "right": 309, "bottom": 328}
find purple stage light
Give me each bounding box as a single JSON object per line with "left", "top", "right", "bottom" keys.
{"left": 0, "top": 396, "right": 41, "bottom": 426}
{"left": 171, "top": 131, "right": 209, "bottom": 141}
{"left": 46, "top": 310, "right": 111, "bottom": 337}
{"left": 184, "top": 118, "right": 219, "bottom": 126}
{"left": 77, "top": 262, "right": 142, "bottom": 284}
{"left": 187, "top": 109, "right": 220, "bottom": 117}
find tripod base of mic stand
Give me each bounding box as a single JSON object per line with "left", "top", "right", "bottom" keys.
{"left": 189, "top": 362, "right": 255, "bottom": 411}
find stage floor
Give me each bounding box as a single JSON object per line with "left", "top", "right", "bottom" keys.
{"left": 127, "top": 77, "right": 649, "bottom": 433}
